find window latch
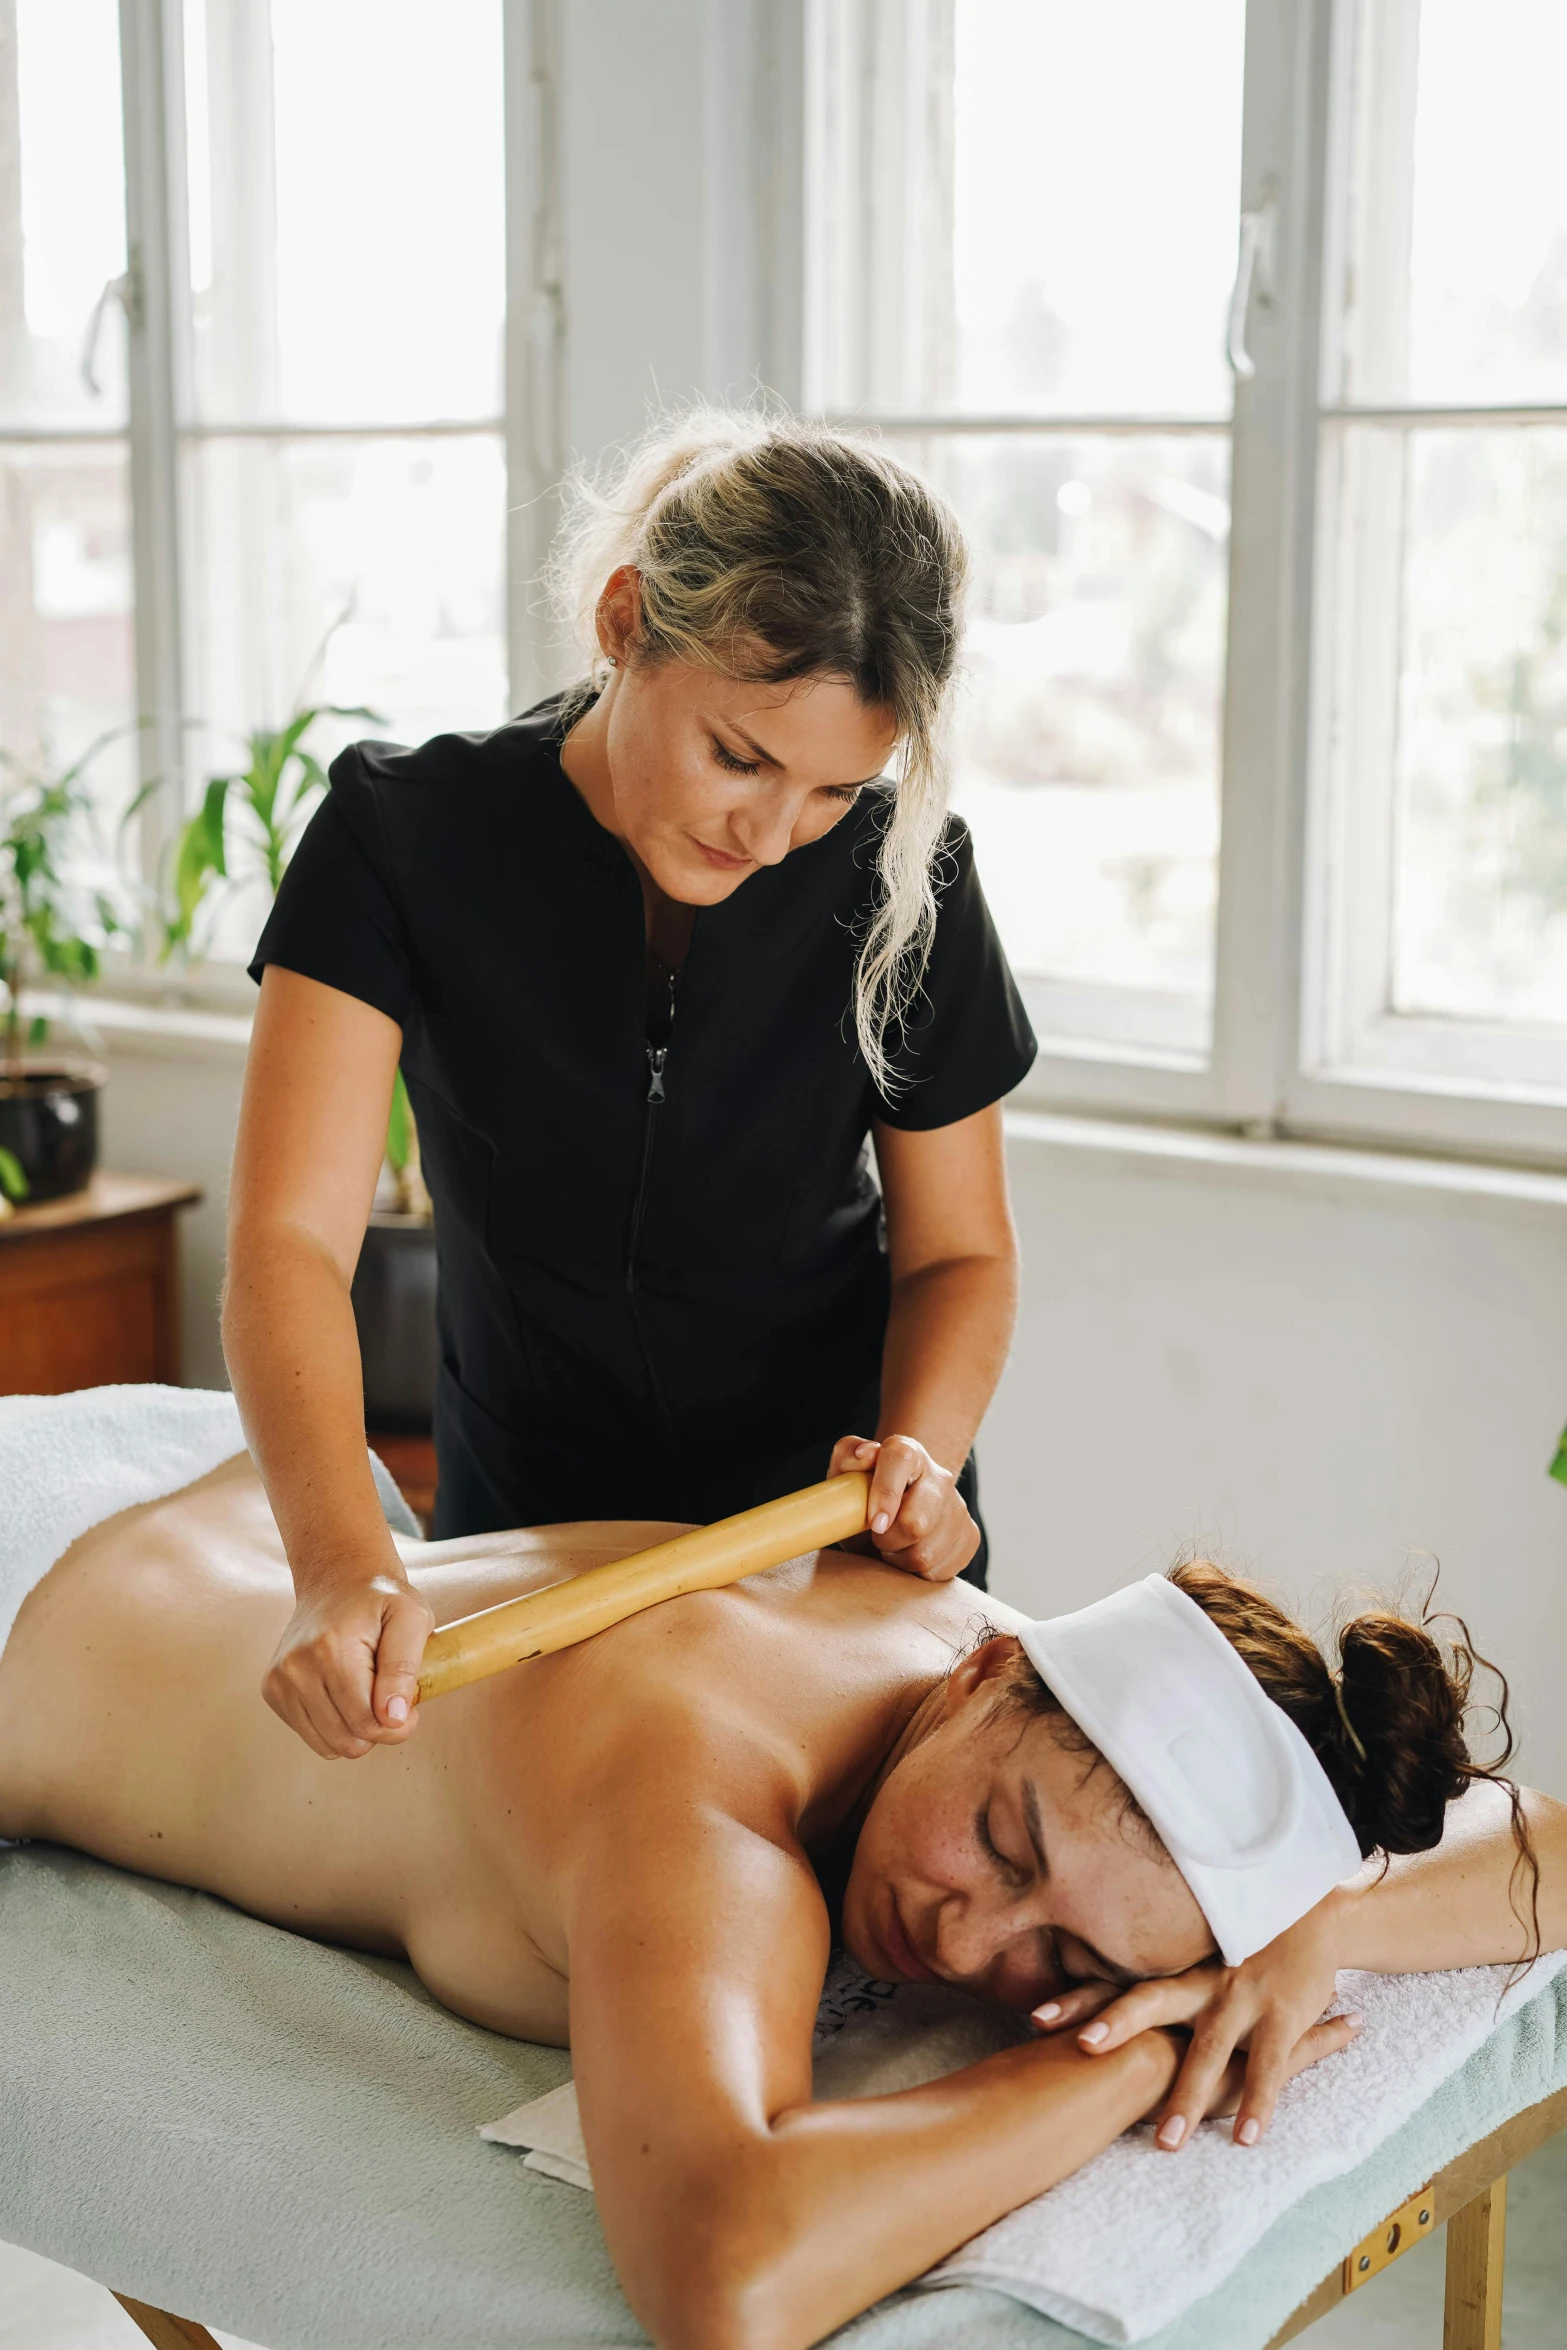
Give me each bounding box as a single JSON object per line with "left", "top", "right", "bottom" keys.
{"left": 80, "top": 265, "right": 137, "bottom": 398}
{"left": 1226, "top": 190, "right": 1277, "bottom": 383}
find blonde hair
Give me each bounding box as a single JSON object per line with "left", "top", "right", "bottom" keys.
{"left": 546, "top": 408, "right": 968, "bottom": 1095}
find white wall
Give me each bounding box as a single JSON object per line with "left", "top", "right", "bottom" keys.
{"left": 982, "top": 1121, "right": 1567, "bottom": 1798}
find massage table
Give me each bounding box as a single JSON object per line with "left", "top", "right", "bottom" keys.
{"left": 3, "top": 1842, "right": 1563, "bottom": 2350}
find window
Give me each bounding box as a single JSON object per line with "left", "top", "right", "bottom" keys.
{"left": 20, "top": 0, "right": 513, "bottom": 978}
{"left": 813, "top": 0, "right": 1567, "bottom": 1161}
{"left": 176, "top": 0, "right": 508, "bottom": 957}
{"left": 809, "top": 0, "right": 1245, "bottom": 1070}
{"left": 1305, "top": 0, "right": 1567, "bottom": 1136}
{"left": 28, "top": 0, "right": 1567, "bottom": 1165}
{"left": 0, "top": 1, "right": 136, "bottom": 823}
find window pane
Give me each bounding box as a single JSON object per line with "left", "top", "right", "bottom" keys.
{"left": 953, "top": 0, "right": 1243, "bottom": 418}
{"left": 185, "top": 0, "right": 504, "bottom": 424}
{"left": 1389, "top": 427, "right": 1567, "bottom": 1028}
{"left": 185, "top": 431, "right": 508, "bottom": 957}
{"left": 1, "top": 0, "right": 127, "bottom": 427}
{"left": 1339, "top": 0, "right": 1567, "bottom": 409}
{"left": 0, "top": 440, "right": 136, "bottom": 814}
{"left": 888, "top": 432, "right": 1228, "bottom": 1057}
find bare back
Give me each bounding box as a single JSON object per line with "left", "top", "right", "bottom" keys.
{"left": 0, "top": 1455, "right": 1010, "bottom": 2039}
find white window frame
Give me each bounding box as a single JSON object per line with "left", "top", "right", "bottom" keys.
{"left": 1285, "top": 0, "right": 1567, "bottom": 1163}
{"left": 804, "top": 0, "right": 1320, "bottom": 1133}
{"left": 88, "top": 0, "right": 1567, "bottom": 1168}
{"left": 810, "top": 0, "right": 1567, "bottom": 1169}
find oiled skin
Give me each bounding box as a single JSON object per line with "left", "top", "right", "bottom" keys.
{"left": 0, "top": 1450, "right": 997, "bottom": 2040}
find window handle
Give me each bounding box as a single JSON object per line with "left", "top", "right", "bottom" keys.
{"left": 1226, "top": 195, "right": 1276, "bottom": 383}
{"left": 80, "top": 267, "right": 136, "bottom": 398}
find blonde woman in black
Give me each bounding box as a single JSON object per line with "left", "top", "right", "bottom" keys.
{"left": 227, "top": 414, "right": 1037, "bottom": 1762}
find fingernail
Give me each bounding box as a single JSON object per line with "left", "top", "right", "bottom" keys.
{"left": 1157, "top": 2116, "right": 1187, "bottom": 2151}
{"left": 1343, "top": 2010, "right": 1363, "bottom": 2029}
{"left": 386, "top": 1696, "right": 408, "bottom": 1723}
{"left": 872, "top": 1512, "right": 890, "bottom": 1533}
{"left": 1237, "top": 2117, "right": 1261, "bottom": 2147}
{"left": 856, "top": 1442, "right": 875, "bottom": 1457}
{"left": 1079, "top": 2021, "right": 1109, "bottom": 2047}
{"left": 1033, "top": 2001, "right": 1062, "bottom": 2023}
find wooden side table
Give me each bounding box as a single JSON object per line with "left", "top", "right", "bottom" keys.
{"left": 0, "top": 1172, "right": 202, "bottom": 1395}
{"left": 367, "top": 1430, "right": 439, "bottom": 1533}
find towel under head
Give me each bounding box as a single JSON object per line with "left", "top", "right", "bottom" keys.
{"left": 1019, "top": 1574, "right": 1363, "bottom": 1965}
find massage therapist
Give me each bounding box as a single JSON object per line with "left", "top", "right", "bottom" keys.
{"left": 225, "top": 413, "right": 1037, "bottom": 1760}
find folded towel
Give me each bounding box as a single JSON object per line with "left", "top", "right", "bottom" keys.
{"left": 0, "top": 1383, "right": 421, "bottom": 1666}
{"left": 481, "top": 1944, "right": 1567, "bottom": 2344}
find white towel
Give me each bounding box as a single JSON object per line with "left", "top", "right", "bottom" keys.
{"left": 0, "top": 1385, "right": 247, "bottom": 1658}
{"left": 0, "top": 1382, "right": 421, "bottom": 1664}
{"left": 480, "top": 1945, "right": 1567, "bottom": 2343}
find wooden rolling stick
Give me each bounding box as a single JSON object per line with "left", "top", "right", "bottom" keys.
{"left": 416, "top": 1470, "right": 871, "bottom": 1704}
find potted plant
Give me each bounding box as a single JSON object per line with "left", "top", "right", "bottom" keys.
{"left": 165, "top": 700, "right": 440, "bottom": 1432}
{"left": 0, "top": 732, "right": 131, "bottom": 1206}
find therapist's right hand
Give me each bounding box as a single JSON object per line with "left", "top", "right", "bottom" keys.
{"left": 262, "top": 1571, "right": 435, "bottom": 1760}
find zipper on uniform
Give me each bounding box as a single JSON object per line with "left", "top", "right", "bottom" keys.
{"left": 626, "top": 1040, "right": 673, "bottom": 1429}
{"left": 626, "top": 1062, "right": 665, "bottom": 1280}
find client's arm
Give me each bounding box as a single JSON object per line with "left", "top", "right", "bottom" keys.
{"left": 1037, "top": 1781, "right": 1567, "bottom": 2158}
{"left": 564, "top": 1744, "right": 1348, "bottom": 2350}
{"left": 1337, "top": 1779, "right": 1567, "bottom": 1972}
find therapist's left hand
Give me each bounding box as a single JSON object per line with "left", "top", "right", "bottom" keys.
{"left": 1029, "top": 1884, "right": 1354, "bottom": 2150}
{"left": 828, "top": 1433, "right": 979, "bottom": 1583}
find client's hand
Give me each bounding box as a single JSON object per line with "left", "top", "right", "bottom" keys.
{"left": 828, "top": 1434, "right": 979, "bottom": 1583}
{"left": 1191, "top": 2009, "right": 1361, "bottom": 2127}
{"left": 1032, "top": 1887, "right": 1354, "bottom": 2150}
{"left": 263, "top": 1571, "right": 435, "bottom": 1761}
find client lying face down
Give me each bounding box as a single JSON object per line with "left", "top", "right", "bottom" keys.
{"left": 0, "top": 1451, "right": 1560, "bottom": 2350}
{"left": 846, "top": 1560, "right": 1541, "bottom": 2143}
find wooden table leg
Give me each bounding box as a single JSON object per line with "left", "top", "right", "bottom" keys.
{"left": 1443, "top": 2175, "right": 1507, "bottom": 2350}
{"left": 111, "top": 2291, "right": 222, "bottom": 2350}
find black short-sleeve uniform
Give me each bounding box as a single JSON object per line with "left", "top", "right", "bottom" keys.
{"left": 251, "top": 697, "right": 1036, "bottom": 1570}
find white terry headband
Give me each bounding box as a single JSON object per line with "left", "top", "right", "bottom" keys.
{"left": 1018, "top": 1576, "right": 1364, "bottom": 1966}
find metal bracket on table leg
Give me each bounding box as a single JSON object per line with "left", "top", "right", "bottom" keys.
{"left": 1342, "top": 2181, "right": 1436, "bottom": 2292}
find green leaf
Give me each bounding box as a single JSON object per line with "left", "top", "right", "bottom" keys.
{"left": 162, "top": 778, "right": 233, "bottom": 957}
{"left": 0, "top": 1145, "right": 29, "bottom": 1203}
{"left": 196, "top": 773, "right": 231, "bottom": 876}
{"left": 312, "top": 703, "right": 384, "bottom": 728}
{"left": 274, "top": 707, "right": 324, "bottom": 766}
{"left": 1551, "top": 1424, "right": 1567, "bottom": 1487}
{"left": 39, "top": 933, "right": 99, "bottom": 982}
{"left": 27, "top": 1015, "right": 48, "bottom": 1048}
{"left": 386, "top": 1065, "right": 412, "bottom": 1173}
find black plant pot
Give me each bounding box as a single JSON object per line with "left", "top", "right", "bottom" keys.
{"left": 352, "top": 1212, "right": 439, "bottom": 1433}
{"left": 0, "top": 1065, "right": 102, "bottom": 1202}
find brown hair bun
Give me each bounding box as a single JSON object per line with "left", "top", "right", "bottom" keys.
{"left": 1168, "top": 1560, "right": 1508, "bottom": 1860}
{"left": 1333, "top": 1609, "right": 1475, "bottom": 1854}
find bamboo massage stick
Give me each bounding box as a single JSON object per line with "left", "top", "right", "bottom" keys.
{"left": 415, "top": 1469, "right": 872, "bottom": 1703}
